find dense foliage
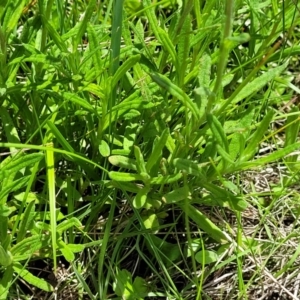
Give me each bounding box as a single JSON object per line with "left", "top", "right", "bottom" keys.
{"left": 0, "top": 0, "right": 300, "bottom": 299}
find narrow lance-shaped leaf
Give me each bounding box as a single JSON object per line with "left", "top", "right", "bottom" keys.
{"left": 216, "top": 144, "right": 235, "bottom": 165}
{"left": 173, "top": 158, "right": 204, "bottom": 177}
{"left": 150, "top": 72, "right": 199, "bottom": 119}
{"left": 87, "top": 23, "right": 103, "bottom": 80}
{"left": 162, "top": 186, "right": 190, "bottom": 204}
{"left": 177, "top": 15, "right": 191, "bottom": 86}
{"left": 177, "top": 203, "right": 227, "bottom": 243}
{"left": 3, "top": 0, "right": 26, "bottom": 36}
{"left": 198, "top": 53, "right": 212, "bottom": 88}
{"left": 11, "top": 235, "right": 43, "bottom": 256}
{"left": 134, "top": 146, "right": 147, "bottom": 175}
{"left": 284, "top": 107, "right": 300, "bottom": 148}
{"left": 0, "top": 245, "right": 12, "bottom": 267}
{"left": 150, "top": 172, "right": 182, "bottom": 185}
{"left": 0, "top": 153, "right": 44, "bottom": 181}
{"left": 62, "top": 92, "right": 95, "bottom": 112}
{"left": 146, "top": 128, "right": 169, "bottom": 173}
{"left": 240, "top": 110, "right": 274, "bottom": 162}
{"left": 46, "top": 121, "right": 75, "bottom": 153}
{"left": 157, "top": 27, "right": 178, "bottom": 68}
{"left": 238, "top": 142, "right": 300, "bottom": 170}
{"left": 41, "top": 16, "right": 68, "bottom": 53}
{"left": 74, "top": 0, "right": 97, "bottom": 49}
{"left": 17, "top": 200, "right": 35, "bottom": 242}
{"left": 0, "top": 106, "right": 20, "bottom": 155}
{"left": 112, "top": 54, "right": 141, "bottom": 88}
{"left": 13, "top": 262, "right": 53, "bottom": 292}
{"left": 207, "top": 114, "right": 229, "bottom": 152}
{"left": 201, "top": 181, "right": 247, "bottom": 211}
{"left": 142, "top": 0, "right": 161, "bottom": 42}
{"left": 56, "top": 217, "right": 82, "bottom": 234}
{"left": 218, "top": 61, "right": 289, "bottom": 114}
{"left": 0, "top": 265, "right": 13, "bottom": 299}
{"left": 0, "top": 176, "right": 31, "bottom": 202}
{"left": 109, "top": 172, "right": 145, "bottom": 182}
{"left": 109, "top": 155, "right": 137, "bottom": 171}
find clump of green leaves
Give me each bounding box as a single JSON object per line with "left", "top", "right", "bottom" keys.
{"left": 0, "top": 0, "right": 299, "bottom": 299}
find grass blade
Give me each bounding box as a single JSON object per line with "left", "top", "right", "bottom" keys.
{"left": 45, "top": 143, "right": 57, "bottom": 273}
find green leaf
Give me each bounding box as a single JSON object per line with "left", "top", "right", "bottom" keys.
{"left": 11, "top": 236, "right": 49, "bottom": 262}
{"left": 285, "top": 107, "right": 300, "bottom": 148}
{"left": 57, "top": 239, "right": 75, "bottom": 262}
{"left": 72, "top": 263, "right": 95, "bottom": 299}
{"left": 133, "top": 276, "right": 148, "bottom": 298}
{"left": 0, "top": 176, "right": 31, "bottom": 201}
{"left": 8, "top": 54, "right": 58, "bottom": 65}
{"left": 229, "top": 132, "right": 244, "bottom": 162}
{"left": 150, "top": 172, "right": 182, "bottom": 185}
{"left": 13, "top": 262, "right": 53, "bottom": 292}
{"left": 0, "top": 153, "right": 44, "bottom": 181}
{"left": 177, "top": 203, "right": 227, "bottom": 243}
{"left": 108, "top": 155, "right": 137, "bottom": 171}
{"left": 0, "top": 204, "right": 11, "bottom": 217}
{"left": 113, "top": 269, "right": 134, "bottom": 298}
{"left": 56, "top": 217, "right": 82, "bottom": 233}
{"left": 134, "top": 146, "right": 147, "bottom": 175}
{"left": 284, "top": 107, "right": 300, "bottom": 166}
{"left": 133, "top": 186, "right": 150, "bottom": 209}
{"left": 0, "top": 245, "right": 12, "bottom": 267}
{"left": 177, "top": 15, "right": 191, "bottom": 85}
{"left": 109, "top": 172, "right": 145, "bottom": 182}
{"left": 239, "top": 142, "right": 300, "bottom": 170}
{"left": 66, "top": 244, "right": 86, "bottom": 253}
{"left": 99, "top": 140, "right": 110, "bottom": 157}
{"left": 102, "top": 99, "right": 156, "bottom": 132}
{"left": 146, "top": 128, "right": 169, "bottom": 173}
{"left": 162, "top": 186, "right": 190, "bottom": 204}
{"left": 41, "top": 16, "right": 68, "bottom": 53}
{"left": 62, "top": 92, "right": 95, "bottom": 113}
{"left": 109, "top": 181, "right": 142, "bottom": 193}
{"left": 216, "top": 144, "right": 235, "bottom": 165}
{"left": 74, "top": 0, "right": 97, "bottom": 49}
{"left": 17, "top": 200, "right": 36, "bottom": 242}
{"left": 3, "top": 0, "right": 26, "bottom": 36}
{"left": 142, "top": 213, "right": 159, "bottom": 230}
{"left": 207, "top": 114, "right": 229, "bottom": 152}
{"left": 0, "top": 107, "right": 20, "bottom": 153}
{"left": 46, "top": 121, "right": 75, "bottom": 154}
{"left": 198, "top": 53, "right": 212, "bottom": 88}
{"left": 87, "top": 23, "right": 103, "bottom": 80}
{"left": 0, "top": 266, "right": 13, "bottom": 300}
{"left": 45, "top": 143, "right": 57, "bottom": 273}
{"left": 150, "top": 72, "right": 199, "bottom": 119}
{"left": 240, "top": 110, "right": 274, "bottom": 162}
{"left": 142, "top": 0, "right": 160, "bottom": 42}
{"left": 157, "top": 27, "right": 178, "bottom": 68}
{"left": 195, "top": 250, "right": 219, "bottom": 265}
{"left": 269, "top": 46, "right": 300, "bottom": 62}
{"left": 229, "top": 62, "right": 289, "bottom": 106}
{"left": 201, "top": 182, "right": 247, "bottom": 211}
{"left": 173, "top": 158, "right": 204, "bottom": 177}
{"left": 147, "top": 235, "right": 181, "bottom": 264}
{"left": 112, "top": 54, "right": 141, "bottom": 88}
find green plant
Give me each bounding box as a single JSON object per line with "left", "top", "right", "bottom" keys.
{"left": 0, "top": 0, "right": 300, "bottom": 299}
